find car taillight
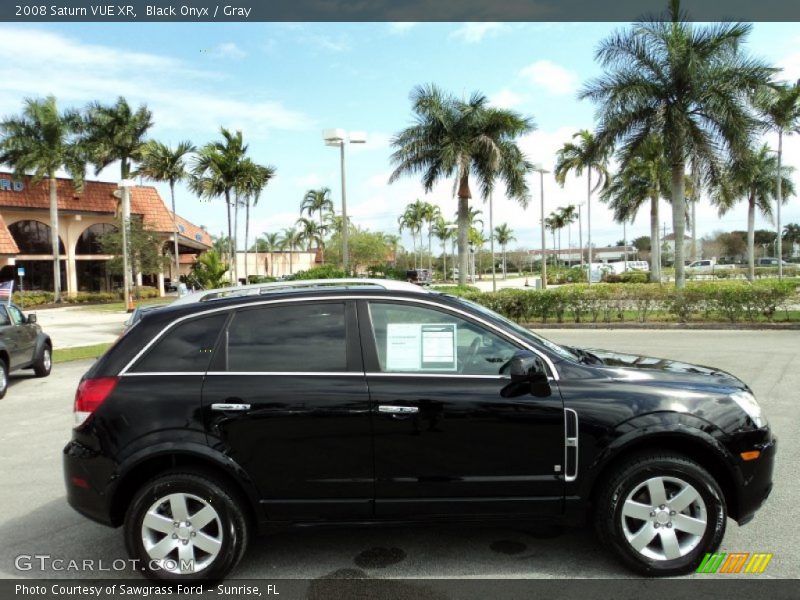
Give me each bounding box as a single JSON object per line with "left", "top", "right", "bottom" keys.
{"left": 74, "top": 377, "right": 119, "bottom": 427}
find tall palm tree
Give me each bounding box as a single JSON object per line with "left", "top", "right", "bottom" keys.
{"left": 256, "top": 231, "right": 281, "bottom": 277}
{"left": 279, "top": 227, "right": 303, "bottom": 275}
{"left": 756, "top": 80, "right": 800, "bottom": 270}
{"left": 544, "top": 214, "right": 559, "bottom": 268}
{"left": 398, "top": 200, "right": 426, "bottom": 268}
{"left": 581, "top": 0, "right": 773, "bottom": 287}
{"left": 494, "top": 223, "right": 515, "bottom": 279}
{"left": 431, "top": 217, "right": 455, "bottom": 280}
{"left": 558, "top": 205, "right": 578, "bottom": 264}
{"left": 713, "top": 145, "right": 794, "bottom": 280}
{"left": 136, "top": 140, "right": 195, "bottom": 284}
{"left": 190, "top": 128, "right": 247, "bottom": 282}
{"left": 390, "top": 84, "right": 534, "bottom": 286}
{"left": 421, "top": 202, "right": 440, "bottom": 272}
{"left": 554, "top": 130, "right": 609, "bottom": 282}
{"left": 783, "top": 223, "right": 800, "bottom": 257}
{"left": 296, "top": 217, "right": 328, "bottom": 254}
{"left": 300, "top": 188, "right": 333, "bottom": 263}
{"left": 0, "top": 96, "right": 85, "bottom": 302}
{"left": 83, "top": 97, "right": 153, "bottom": 296}
{"left": 236, "top": 159, "right": 275, "bottom": 282}
{"left": 601, "top": 135, "right": 670, "bottom": 281}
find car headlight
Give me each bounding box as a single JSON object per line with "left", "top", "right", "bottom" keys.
{"left": 730, "top": 391, "right": 766, "bottom": 428}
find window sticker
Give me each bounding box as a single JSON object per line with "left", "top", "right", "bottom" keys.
{"left": 385, "top": 323, "right": 457, "bottom": 371}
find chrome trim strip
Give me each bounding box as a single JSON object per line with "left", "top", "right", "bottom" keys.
{"left": 211, "top": 403, "right": 251, "bottom": 412}
{"left": 119, "top": 294, "right": 560, "bottom": 380}
{"left": 564, "top": 408, "right": 579, "bottom": 483}
{"left": 367, "top": 372, "right": 508, "bottom": 380}
{"left": 378, "top": 405, "right": 419, "bottom": 414}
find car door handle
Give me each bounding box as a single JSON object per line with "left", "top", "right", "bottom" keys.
{"left": 211, "top": 403, "right": 251, "bottom": 412}
{"left": 378, "top": 405, "right": 419, "bottom": 415}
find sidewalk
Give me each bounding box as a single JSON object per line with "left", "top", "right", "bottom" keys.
{"left": 27, "top": 305, "right": 128, "bottom": 349}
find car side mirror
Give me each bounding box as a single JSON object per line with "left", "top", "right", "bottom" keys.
{"left": 26, "top": 313, "right": 37, "bottom": 324}
{"left": 502, "top": 350, "right": 551, "bottom": 397}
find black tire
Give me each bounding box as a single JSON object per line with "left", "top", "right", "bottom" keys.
{"left": 0, "top": 359, "right": 7, "bottom": 399}
{"left": 33, "top": 344, "right": 52, "bottom": 377}
{"left": 595, "top": 452, "right": 726, "bottom": 576}
{"left": 124, "top": 471, "right": 249, "bottom": 581}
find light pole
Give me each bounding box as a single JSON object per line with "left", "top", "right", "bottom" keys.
{"left": 577, "top": 202, "right": 584, "bottom": 274}
{"left": 533, "top": 166, "right": 549, "bottom": 289}
{"left": 775, "top": 139, "right": 784, "bottom": 278}
{"left": 489, "top": 190, "right": 496, "bottom": 292}
{"left": 118, "top": 179, "right": 135, "bottom": 311}
{"left": 323, "top": 129, "right": 366, "bottom": 275}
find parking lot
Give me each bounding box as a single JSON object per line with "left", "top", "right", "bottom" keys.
{"left": 0, "top": 329, "right": 796, "bottom": 580}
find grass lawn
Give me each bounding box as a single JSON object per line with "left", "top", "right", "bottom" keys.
{"left": 73, "top": 296, "right": 174, "bottom": 313}
{"left": 53, "top": 343, "right": 112, "bottom": 364}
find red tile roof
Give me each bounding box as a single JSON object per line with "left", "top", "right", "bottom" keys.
{"left": 0, "top": 173, "right": 210, "bottom": 248}
{"left": 173, "top": 212, "right": 212, "bottom": 247}
{"left": 0, "top": 213, "right": 19, "bottom": 254}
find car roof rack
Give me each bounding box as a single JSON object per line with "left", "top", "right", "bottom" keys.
{"left": 169, "top": 278, "right": 428, "bottom": 306}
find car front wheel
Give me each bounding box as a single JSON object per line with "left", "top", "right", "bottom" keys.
{"left": 124, "top": 471, "right": 249, "bottom": 580}
{"left": 595, "top": 452, "right": 726, "bottom": 576}
{"left": 0, "top": 359, "right": 7, "bottom": 399}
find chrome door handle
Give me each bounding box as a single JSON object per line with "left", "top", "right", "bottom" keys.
{"left": 211, "top": 403, "right": 251, "bottom": 412}
{"left": 378, "top": 405, "right": 419, "bottom": 414}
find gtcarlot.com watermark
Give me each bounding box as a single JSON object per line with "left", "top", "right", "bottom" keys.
{"left": 15, "top": 554, "right": 192, "bottom": 573}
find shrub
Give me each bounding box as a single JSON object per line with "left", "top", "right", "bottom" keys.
{"left": 292, "top": 265, "right": 347, "bottom": 280}
{"left": 131, "top": 285, "right": 159, "bottom": 299}
{"left": 619, "top": 271, "right": 650, "bottom": 284}
{"left": 13, "top": 291, "right": 55, "bottom": 306}
{"left": 247, "top": 275, "right": 276, "bottom": 284}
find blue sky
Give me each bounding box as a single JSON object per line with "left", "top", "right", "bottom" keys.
{"left": 1, "top": 21, "right": 799, "bottom": 252}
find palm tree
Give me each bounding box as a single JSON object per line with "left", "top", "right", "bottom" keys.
{"left": 389, "top": 84, "right": 534, "bottom": 286}
{"left": 296, "top": 217, "right": 328, "bottom": 255}
{"left": 756, "top": 80, "right": 800, "bottom": 271}
{"left": 190, "top": 128, "right": 247, "bottom": 282}
{"left": 554, "top": 130, "right": 609, "bottom": 282}
{"left": 82, "top": 96, "right": 153, "bottom": 297}
{"left": 713, "top": 145, "right": 794, "bottom": 280}
{"left": 600, "top": 135, "right": 670, "bottom": 281}
{"left": 136, "top": 140, "right": 195, "bottom": 285}
{"left": 398, "top": 200, "right": 426, "bottom": 268}
{"left": 581, "top": 0, "right": 773, "bottom": 287}
{"left": 301, "top": 188, "right": 334, "bottom": 262}
{"left": 494, "top": 223, "right": 515, "bottom": 279}
{"left": 431, "top": 217, "right": 455, "bottom": 280}
{"left": 0, "top": 96, "right": 85, "bottom": 302}
{"left": 421, "top": 202, "right": 440, "bottom": 272}
{"left": 255, "top": 231, "right": 281, "bottom": 277}
{"left": 236, "top": 159, "right": 275, "bottom": 282}
{"left": 558, "top": 205, "right": 578, "bottom": 265}
{"left": 279, "top": 227, "right": 303, "bottom": 275}
{"left": 783, "top": 223, "right": 800, "bottom": 258}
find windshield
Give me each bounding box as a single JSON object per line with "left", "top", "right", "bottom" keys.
{"left": 450, "top": 296, "right": 578, "bottom": 362}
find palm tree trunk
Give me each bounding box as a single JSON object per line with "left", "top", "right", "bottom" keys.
{"left": 441, "top": 240, "right": 446, "bottom": 282}
{"left": 428, "top": 228, "right": 433, "bottom": 272}
{"left": 244, "top": 197, "right": 250, "bottom": 283}
{"left": 233, "top": 193, "right": 239, "bottom": 283}
{"left": 747, "top": 194, "right": 756, "bottom": 282}
{"left": 170, "top": 181, "right": 180, "bottom": 287}
{"left": 225, "top": 190, "right": 233, "bottom": 283}
{"left": 671, "top": 163, "right": 687, "bottom": 289}
{"left": 49, "top": 176, "right": 62, "bottom": 302}
{"left": 587, "top": 170, "right": 593, "bottom": 286}
{"left": 319, "top": 209, "right": 325, "bottom": 264}
{"left": 457, "top": 175, "right": 470, "bottom": 287}
{"left": 650, "top": 193, "right": 661, "bottom": 283}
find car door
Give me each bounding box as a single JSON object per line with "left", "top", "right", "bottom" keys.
{"left": 7, "top": 304, "right": 36, "bottom": 366}
{"left": 0, "top": 306, "right": 20, "bottom": 368}
{"left": 359, "top": 299, "right": 565, "bottom": 517}
{"left": 201, "top": 299, "right": 373, "bottom": 520}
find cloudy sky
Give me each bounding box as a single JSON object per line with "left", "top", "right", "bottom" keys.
{"left": 1, "top": 21, "right": 799, "bottom": 252}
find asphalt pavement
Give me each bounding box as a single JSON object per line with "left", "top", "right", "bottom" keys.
{"left": 0, "top": 329, "right": 796, "bottom": 581}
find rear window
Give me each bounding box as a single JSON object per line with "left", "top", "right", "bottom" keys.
{"left": 131, "top": 313, "right": 227, "bottom": 373}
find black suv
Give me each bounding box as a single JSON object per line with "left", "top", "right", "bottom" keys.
{"left": 0, "top": 303, "right": 52, "bottom": 397}
{"left": 63, "top": 280, "right": 775, "bottom": 580}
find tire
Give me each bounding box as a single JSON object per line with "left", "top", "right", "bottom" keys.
{"left": 124, "top": 471, "right": 249, "bottom": 581}
{"left": 0, "top": 359, "right": 7, "bottom": 399}
{"left": 595, "top": 452, "right": 726, "bottom": 576}
{"left": 33, "top": 344, "right": 52, "bottom": 377}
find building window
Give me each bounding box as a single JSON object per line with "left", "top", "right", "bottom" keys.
{"left": 75, "top": 223, "right": 118, "bottom": 255}
{"left": 8, "top": 220, "right": 65, "bottom": 255}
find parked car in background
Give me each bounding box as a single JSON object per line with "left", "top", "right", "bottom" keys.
{"left": 406, "top": 268, "right": 432, "bottom": 286}
{"left": 756, "top": 258, "right": 790, "bottom": 267}
{"left": 687, "top": 259, "right": 736, "bottom": 272}
{"left": 0, "top": 303, "right": 51, "bottom": 398}
{"left": 63, "top": 279, "right": 775, "bottom": 580}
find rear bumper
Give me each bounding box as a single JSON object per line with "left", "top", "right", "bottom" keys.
{"left": 732, "top": 432, "right": 776, "bottom": 525}
{"left": 63, "top": 440, "right": 116, "bottom": 527}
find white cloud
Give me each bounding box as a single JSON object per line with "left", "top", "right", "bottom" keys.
{"left": 0, "top": 27, "right": 312, "bottom": 137}
{"left": 489, "top": 88, "right": 525, "bottom": 109}
{"left": 209, "top": 42, "right": 246, "bottom": 59}
{"left": 450, "top": 23, "right": 507, "bottom": 44}
{"left": 388, "top": 22, "right": 418, "bottom": 34}
{"left": 519, "top": 60, "right": 578, "bottom": 96}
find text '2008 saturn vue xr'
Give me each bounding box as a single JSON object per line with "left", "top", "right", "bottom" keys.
{"left": 63, "top": 279, "right": 776, "bottom": 580}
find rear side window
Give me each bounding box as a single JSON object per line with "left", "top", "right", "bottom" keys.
{"left": 132, "top": 313, "right": 227, "bottom": 373}
{"left": 226, "top": 303, "right": 347, "bottom": 372}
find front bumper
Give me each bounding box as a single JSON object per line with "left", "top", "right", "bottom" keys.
{"left": 730, "top": 431, "right": 777, "bottom": 525}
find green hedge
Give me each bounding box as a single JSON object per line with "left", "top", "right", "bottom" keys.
{"left": 13, "top": 285, "right": 161, "bottom": 307}
{"left": 13, "top": 291, "right": 55, "bottom": 306}
{"left": 437, "top": 280, "right": 799, "bottom": 324}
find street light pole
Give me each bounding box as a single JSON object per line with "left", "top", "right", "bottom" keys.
{"left": 578, "top": 202, "right": 584, "bottom": 273}
{"left": 323, "top": 129, "right": 366, "bottom": 276}
{"left": 489, "top": 190, "right": 496, "bottom": 292}
{"left": 776, "top": 130, "right": 783, "bottom": 279}
{"left": 119, "top": 179, "right": 135, "bottom": 311}
{"left": 533, "top": 167, "right": 549, "bottom": 290}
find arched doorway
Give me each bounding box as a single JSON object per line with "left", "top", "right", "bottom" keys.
{"left": 8, "top": 220, "right": 66, "bottom": 292}
{"left": 75, "top": 223, "right": 122, "bottom": 292}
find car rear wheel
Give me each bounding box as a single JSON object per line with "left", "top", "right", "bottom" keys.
{"left": 0, "top": 359, "right": 7, "bottom": 399}
{"left": 595, "top": 452, "right": 726, "bottom": 576}
{"left": 33, "top": 345, "right": 52, "bottom": 377}
{"left": 124, "top": 471, "right": 249, "bottom": 581}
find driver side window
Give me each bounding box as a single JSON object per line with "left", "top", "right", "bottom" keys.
{"left": 367, "top": 302, "right": 519, "bottom": 375}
